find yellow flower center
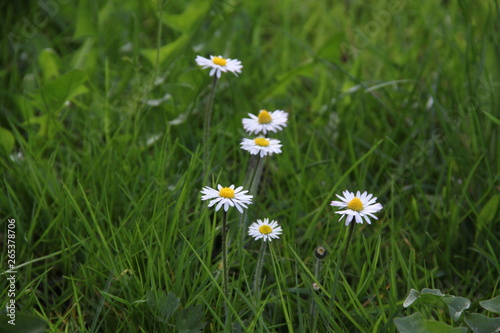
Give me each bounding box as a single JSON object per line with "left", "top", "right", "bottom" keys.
{"left": 219, "top": 187, "right": 235, "bottom": 198}
{"left": 257, "top": 110, "right": 272, "bottom": 124}
{"left": 347, "top": 197, "right": 363, "bottom": 212}
{"left": 254, "top": 138, "right": 270, "bottom": 147}
{"left": 212, "top": 57, "right": 227, "bottom": 66}
{"left": 259, "top": 225, "right": 273, "bottom": 234}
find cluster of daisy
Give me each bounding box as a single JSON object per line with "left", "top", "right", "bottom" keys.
{"left": 195, "top": 53, "right": 387, "bottom": 313}
{"left": 197, "top": 54, "right": 383, "bottom": 246}
{"left": 197, "top": 55, "right": 289, "bottom": 242}
{"left": 239, "top": 109, "right": 287, "bottom": 240}
{"left": 240, "top": 109, "right": 287, "bottom": 158}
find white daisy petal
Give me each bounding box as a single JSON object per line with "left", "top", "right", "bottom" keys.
{"left": 215, "top": 200, "right": 225, "bottom": 212}
{"left": 196, "top": 55, "right": 242, "bottom": 77}
{"left": 240, "top": 137, "right": 283, "bottom": 158}
{"left": 242, "top": 110, "right": 288, "bottom": 135}
{"left": 200, "top": 184, "right": 253, "bottom": 213}
{"left": 330, "top": 190, "right": 383, "bottom": 226}
{"left": 248, "top": 219, "right": 283, "bottom": 242}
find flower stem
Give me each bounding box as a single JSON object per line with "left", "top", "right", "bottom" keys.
{"left": 221, "top": 210, "right": 230, "bottom": 327}
{"left": 340, "top": 222, "right": 356, "bottom": 272}
{"left": 327, "top": 222, "right": 356, "bottom": 327}
{"left": 249, "top": 156, "right": 264, "bottom": 196}
{"left": 310, "top": 259, "right": 322, "bottom": 315}
{"left": 202, "top": 75, "right": 218, "bottom": 182}
{"left": 253, "top": 240, "right": 267, "bottom": 296}
{"left": 238, "top": 155, "right": 263, "bottom": 254}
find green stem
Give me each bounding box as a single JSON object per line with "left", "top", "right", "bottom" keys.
{"left": 238, "top": 155, "right": 261, "bottom": 254}
{"left": 249, "top": 156, "right": 264, "bottom": 196}
{"left": 221, "top": 210, "right": 230, "bottom": 328}
{"left": 328, "top": 221, "right": 356, "bottom": 328}
{"left": 253, "top": 240, "right": 267, "bottom": 296}
{"left": 244, "top": 155, "right": 260, "bottom": 189}
{"left": 340, "top": 221, "right": 356, "bottom": 272}
{"left": 310, "top": 259, "right": 321, "bottom": 314}
{"left": 203, "top": 76, "right": 218, "bottom": 183}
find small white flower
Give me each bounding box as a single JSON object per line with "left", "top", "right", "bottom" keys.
{"left": 201, "top": 184, "right": 252, "bottom": 213}
{"left": 248, "top": 218, "right": 282, "bottom": 242}
{"left": 240, "top": 137, "right": 282, "bottom": 158}
{"left": 195, "top": 55, "right": 242, "bottom": 78}
{"left": 330, "top": 190, "right": 383, "bottom": 226}
{"left": 242, "top": 110, "right": 288, "bottom": 135}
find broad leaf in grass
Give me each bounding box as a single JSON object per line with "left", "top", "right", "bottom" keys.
{"left": 0, "top": 127, "right": 14, "bottom": 156}
{"left": 394, "top": 313, "right": 426, "bottom": 333}
{"left": 160, "top": 0, "right": 210, "bottom": 33}
{"left": 176, "top": 304, "right": 205, "bottom": 333}
{"left": 24, "top": 114, "right": 60, "bottom": 139}
{"left": 141, "top": 34, "right": 190, "bottom": 67}
{"left": 394, "top": 313, "right": 468, "bottom": 333}
{"left": 38, "top": 48, "right": 60, "bottom": 81}
{"left": 480, "top": 296, "right": 500, "bottom": 313}
{"left": 422, "top": 321, "right": 468, "bottom": 333}
{"left": 146, "top": 290, "right": 180, "bottom": 322}
{"left": 421, "top": 288, "right": 445, "bottom": 296}
{"left": 464, "top": 312, "right": 500, "bottom": 333}
{"left": 419, "top": 288, "right": 445, "bottom": 305}
{"left": 404, "top": 289, "right": 421, "bottom": 308}
{"left": 30, "top": 69, "right": 88, "bottom": 113}
{"left": 442, "top": 296, "right": 471, "bottom": 321}
{"left": 142, "top": 0, "right": 210, "bottom": 66}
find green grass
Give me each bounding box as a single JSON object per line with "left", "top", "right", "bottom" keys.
{"left": 1, "top": 0, "right": 499, "bottom": 332}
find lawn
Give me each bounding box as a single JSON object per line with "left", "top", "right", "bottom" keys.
{"left": 1, "top": 0, "right": 499, "bottom": 332}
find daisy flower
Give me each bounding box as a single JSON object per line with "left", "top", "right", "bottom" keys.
{"left": 242, "top": 109, "right": 288, "bottom": 135}
{"left": 248, "top": 218, "right": 282, "bottom": 242}
{"left": 330, "top": 190, "right": 383, "bottom": 226}
{"left": 195, "top": 55, "right": 242, "bottom": 78}
{"left": 240, "top": 137, "right": 282, "bottom": 158}
{"left": 200, "top": 184, "right": 252, "bottom": 213}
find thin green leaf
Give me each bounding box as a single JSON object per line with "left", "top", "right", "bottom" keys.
{"left": 482, "top": 110, "right": 500, "bottom": 126}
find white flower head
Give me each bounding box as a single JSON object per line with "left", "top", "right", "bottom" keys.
{"left": 330, "top": 190, "right": 383, "bottom": 226}
{"left": 195, "top": 55, "right": 242, "bottom": 78}
{"left": 242, "top": 109, "right": 288, "bottom": 135}
{"left": 240, "top": 137, "right": 282, "bottom": 158}
{"left": 200, "top": 184, "right": 252, "bottom": 213}
{"left": 248, "top": 218, "right": 282, "bottom": 242}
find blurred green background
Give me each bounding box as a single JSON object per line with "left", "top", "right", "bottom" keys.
{"left": 1, "top": 0, "right": 499, "bottom": 332}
